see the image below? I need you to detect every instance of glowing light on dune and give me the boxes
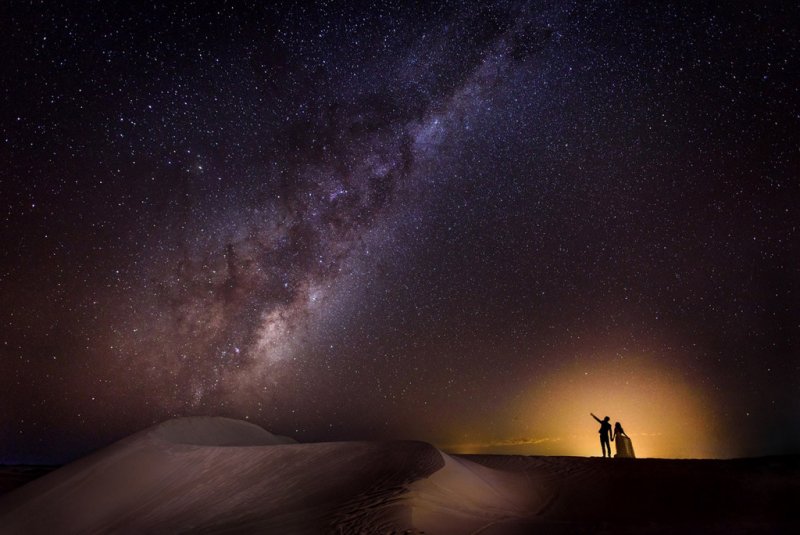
[444,353,726,459]
[526,356,721,458]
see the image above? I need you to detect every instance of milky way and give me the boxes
[2,1,798,462]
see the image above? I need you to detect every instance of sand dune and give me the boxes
[147,416,297,447]
[0,417,546,534]
[464,454,800,533]
[0,418,797,534]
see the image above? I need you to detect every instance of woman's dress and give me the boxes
[614,433,636,458]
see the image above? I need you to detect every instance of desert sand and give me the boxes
[0,417,797,534]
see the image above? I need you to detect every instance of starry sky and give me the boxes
[1,1,798,463]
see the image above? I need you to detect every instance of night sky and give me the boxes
[2,1,798,463]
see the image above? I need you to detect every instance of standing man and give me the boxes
[590,413,613,458]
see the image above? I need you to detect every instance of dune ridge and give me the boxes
[146,416,296,446]
[0,417,547,534]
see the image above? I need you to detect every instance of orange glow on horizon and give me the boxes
[441,353,729,459]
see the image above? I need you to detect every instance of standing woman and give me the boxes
[612,421,636,458]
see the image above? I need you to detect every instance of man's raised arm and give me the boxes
[590,412,602,423]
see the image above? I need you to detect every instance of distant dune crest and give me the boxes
[146,416,296,447]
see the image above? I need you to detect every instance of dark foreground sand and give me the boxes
[0,417,797,534]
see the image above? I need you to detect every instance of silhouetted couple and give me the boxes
[590,413,634,458]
